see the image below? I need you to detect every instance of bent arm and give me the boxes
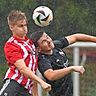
[14,59,51,92]
[32,82,38,96]
[44,66,85,81]
[65,33,96,44]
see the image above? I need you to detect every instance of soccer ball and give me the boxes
[32,6,53,27]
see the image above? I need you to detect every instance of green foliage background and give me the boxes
[0,0,96,96]
[0,0,96,64]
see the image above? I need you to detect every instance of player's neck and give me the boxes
[40,50,53,55]
[13,34,25,39]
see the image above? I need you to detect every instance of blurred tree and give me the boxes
[0,0,96,64]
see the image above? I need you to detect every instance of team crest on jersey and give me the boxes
[56,59,60,62]
[59,51,64,55]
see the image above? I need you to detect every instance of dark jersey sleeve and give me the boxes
[53,37,69,49]
[38,55,53,76]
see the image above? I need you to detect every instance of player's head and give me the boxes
[7,10,27,26]
[7,10,28,38]
[30,31,54,53]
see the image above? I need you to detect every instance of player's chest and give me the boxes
[49,49,69,69]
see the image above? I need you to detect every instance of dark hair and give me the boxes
[30,31,44,47]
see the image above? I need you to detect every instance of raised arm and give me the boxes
[44,66,85,81]
[65,33,96,44]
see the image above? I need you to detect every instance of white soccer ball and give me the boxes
[32,6,53,27]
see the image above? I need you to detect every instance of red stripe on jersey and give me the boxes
[28,80,33,94]
[7,67,16,78]
[4,36,38,94]
[20,76,28,86]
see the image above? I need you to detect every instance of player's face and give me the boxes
[38,33,55,52]
[10,19,28,39]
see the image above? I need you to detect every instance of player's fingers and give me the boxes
[45,85,51,92]
[80,67,85,74]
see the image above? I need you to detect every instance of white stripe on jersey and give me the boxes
[11,69,19,79]
[5,37,37,94]
[32,55,36,73]
[23,40,36,54]
[24,55,33,89]
[4,68,10,80]
[25,79,30,89]
[7,37,14,43]
[17,75,23,84]
[13,40,29,83]
[14,39,37,91]
[14,40,28,60]
[31,44,35,50]
[0,79,10,95]
[29,86,33,95]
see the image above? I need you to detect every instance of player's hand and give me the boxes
[72,66,85,75]
[41,82,51,92]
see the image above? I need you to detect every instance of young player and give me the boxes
[0,10,51,96]
[30,31,96,96]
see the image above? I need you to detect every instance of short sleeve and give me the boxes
[4,42,23,64]
[38,56,52,76]
[54,37,69,49]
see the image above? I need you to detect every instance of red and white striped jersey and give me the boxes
[4,36,38,94]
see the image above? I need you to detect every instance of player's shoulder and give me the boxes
[38,53,46,59]
[38,53,51,61]
[54,37,69,49]
[4,37,14,47]
[4,37,20,49]
[6,37,14,43]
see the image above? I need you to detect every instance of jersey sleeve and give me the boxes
[53,37,69,49]
[38,56,52,76]
[4,42,23,64]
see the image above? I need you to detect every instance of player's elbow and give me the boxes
[51,75,57,81]
[46,75,55,81]
[44,71,56,81]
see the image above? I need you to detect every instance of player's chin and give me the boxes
[23,32,27,36]
[24,31,28,34]
[50,42,55,48]
[50,46,54,51]
[49,45,54,50]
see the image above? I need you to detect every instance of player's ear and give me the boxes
[9,24,15,31]
[37,47,41,52]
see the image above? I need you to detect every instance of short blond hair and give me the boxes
[7,10,27,25]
